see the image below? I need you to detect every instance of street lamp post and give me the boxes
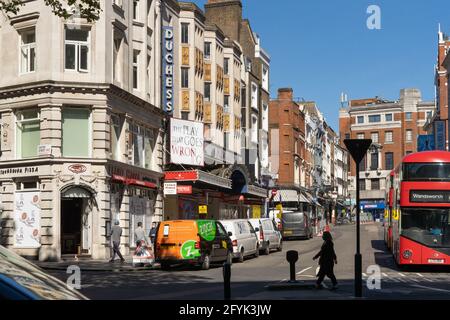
[344,139,372,298]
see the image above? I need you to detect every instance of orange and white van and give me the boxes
[155,220,233,270]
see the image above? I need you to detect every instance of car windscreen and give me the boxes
[0,246,86,300]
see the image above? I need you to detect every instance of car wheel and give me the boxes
[238,248,245,263]
[264,244,270,255]
[254,245,260,257]
[161,262,170,271]
[201,254,211,270]
[277,241,283,252]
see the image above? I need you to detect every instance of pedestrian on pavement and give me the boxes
[109,220,125,263]
[313,231,338,290]
[149,222,157,245]
[134,222,148,248]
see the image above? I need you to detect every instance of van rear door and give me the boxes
[158,221,198,260]
[282,212,304,236]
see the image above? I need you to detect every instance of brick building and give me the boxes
[425,27,450,150]
[339,89,435,219]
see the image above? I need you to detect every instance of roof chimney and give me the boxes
[278,88,293,101]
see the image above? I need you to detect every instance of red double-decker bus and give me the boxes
[384,170,395,251]
[392,151,450,266]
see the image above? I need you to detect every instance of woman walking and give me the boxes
[313,231,338,290]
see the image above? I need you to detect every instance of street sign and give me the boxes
[271,189,277,197]
[164,182,177,195]
[343,139,372,164]
[199,205,208,215]
[177,185,192,195]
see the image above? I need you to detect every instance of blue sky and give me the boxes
[192,0,450,131]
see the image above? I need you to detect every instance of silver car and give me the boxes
[248,218,283,255]
[0,245,88,300]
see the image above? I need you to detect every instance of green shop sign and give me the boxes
[197,220,216,241]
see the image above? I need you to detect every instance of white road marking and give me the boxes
[398,272,406,277]
[416,273,424,277]
[411,284,450,293]
[362,273,367,277]
[298,275,315,278]
[316,266,320,276]
[297,267,312,275]
[382,273,388,277]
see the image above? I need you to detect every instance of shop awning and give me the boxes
[273,189,299,202]
[299,192,311,203]
[245,185,267,198]
[164,170,232,190]
[111,175,157,189]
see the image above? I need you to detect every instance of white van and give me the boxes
[248,218,283,255]
[219,219,259,262]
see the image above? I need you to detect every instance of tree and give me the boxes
[0,0,101,22]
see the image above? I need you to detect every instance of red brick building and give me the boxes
[430,28,450,150]
[339,89,435,219]
[269,88,306,188]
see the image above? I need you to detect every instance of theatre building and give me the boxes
[0,1,165,261]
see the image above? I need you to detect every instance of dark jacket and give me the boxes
[313,240,337,268]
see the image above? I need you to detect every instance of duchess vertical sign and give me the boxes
[163,26,174,115]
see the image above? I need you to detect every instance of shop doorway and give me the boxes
[61,198,83,255]
[60,186,94,255]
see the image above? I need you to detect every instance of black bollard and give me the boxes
[223,262,231,300]
[286,250,299,283]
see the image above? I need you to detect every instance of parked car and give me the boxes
[219,219,259,262]
[281,211,313,240]
[155,219,233,270]
[0,245,87,300]
[248,218,283,255]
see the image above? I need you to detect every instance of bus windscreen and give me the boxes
[403,163,450,181]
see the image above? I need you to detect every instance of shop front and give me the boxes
[360,200,385,221]
[163,168,267,221]
[0,160,163,261]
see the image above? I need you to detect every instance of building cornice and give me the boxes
[0,81,165,117]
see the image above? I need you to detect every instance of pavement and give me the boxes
[36,259,158,272]
[41,222,450,300]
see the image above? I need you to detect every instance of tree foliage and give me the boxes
[0,0,101,22]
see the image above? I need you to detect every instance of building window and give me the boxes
[181,23,189,44]
[133,0,139,20]
[181,68,189,88]
[405,112,412,121]
[406,151,413,155]
[262,103,269,132]
[224,58,229,75]
[111,114,123,161]
[345,133,350,140]
[357,133,364,139]
[62,108,90,157]
[406,129,413,142]
[368,115,381,123]
[385,152,393,170]
[65,28,89,72]
[224,95,230,110]
[204,82,211,102]
[16,109,40,159]
[16,181,39,191]
[251,83,258,110]
[371,132,379,143]
[385,113,393,122]
[133,50,139,90]
[130,124,155,169]
[359,155,366,171]
[357,116,364,124]
[370,152,378,170]
[20,29,36,74]
[251,114,258,143]
[359,179,366,191]
[371,179,380,190]
[385,131,393,143]
[204,42,211,60]
[113,36,123,83]
[144,129,155,170]
[262,65,269,91]
[426,111,433,119]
